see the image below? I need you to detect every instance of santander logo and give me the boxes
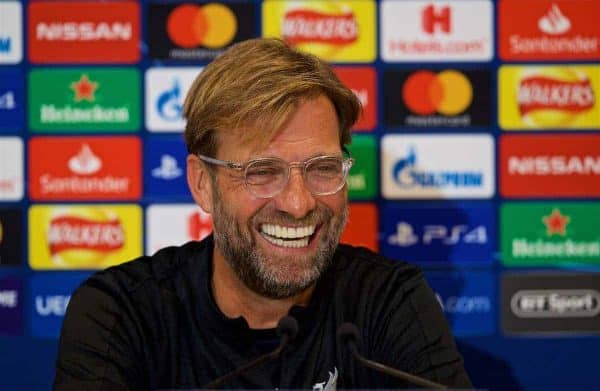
[538,4,571,35]
[68,144,102,175]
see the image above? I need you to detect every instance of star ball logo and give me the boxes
[383,69,491,127]
[148,2,256,61]
[29,68,140,132]
[262,0,376,63]
[501,203,600,267]
[499,65,600,129]
[28,0,140,64]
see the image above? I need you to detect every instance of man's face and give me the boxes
[208,95,348,299]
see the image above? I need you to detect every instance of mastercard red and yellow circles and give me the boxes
[262,0,376,62]
[28,205,142,270]
[167,3,237,49]
[499,65,600,129]
[403,70,473,116]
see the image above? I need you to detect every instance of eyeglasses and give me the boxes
[197,153,354,198]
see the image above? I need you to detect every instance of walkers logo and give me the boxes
[427,271,495,336]
[29,137,142,201]
[380,0,493,62]
[0,277,23,335]
[501,203,600,267]
[500,135,600,198]
[0,69,24,132]
[145,67,203,132]
[0,209,22,266]
[30,273,90,338]
[148,2,256,61]
[499,65,600,129]
[28,1,140,63]
[381,134,494,199]
[0,137,23,201]
[346,135,376,200]
[499,0,599,61]
[145,137,190,198]
[340,203,378,252]
[382,204,495,266]
[333,67,376,131]
[502,273,600,334]
[146,204,212,254]
[29,205,142,270]
[0,1,22,64]
[29,68,140,132]
[263,0,376,63]
[383,69,491,127]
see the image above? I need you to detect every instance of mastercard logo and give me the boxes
[167,3,237,49]
[402,70,473,116]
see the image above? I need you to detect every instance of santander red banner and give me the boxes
[28,1,140,63]
[499,0,600,60]
[28,136,141,201]
[333,67,377,131]
[500,134,600,198]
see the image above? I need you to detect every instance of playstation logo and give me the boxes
[151,155,182,180]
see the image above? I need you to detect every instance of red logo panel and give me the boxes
[500,134,600,198]
[29,136,142,200]
[28,1,140,63]
[334,67,377,131]
[340,203,378,252]
[499,0,600,60]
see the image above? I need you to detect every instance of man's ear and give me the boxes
[187,154,213,214]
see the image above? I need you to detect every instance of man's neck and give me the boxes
[211,249,315,329]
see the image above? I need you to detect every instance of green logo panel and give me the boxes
[29,68,140,132]
[501,202,600,267]
[347,135,377,200]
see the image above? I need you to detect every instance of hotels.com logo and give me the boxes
[28,1,140,63]
[500,135,600,198]
[282,8,358,45]
[499,0,599,60]
[422,5,451,35]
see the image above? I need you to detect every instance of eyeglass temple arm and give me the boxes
[197,154,242,170]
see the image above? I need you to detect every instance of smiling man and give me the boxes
[55,38,471,390]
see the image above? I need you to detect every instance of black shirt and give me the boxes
[55,236,472,390]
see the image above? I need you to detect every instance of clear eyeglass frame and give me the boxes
[197,153,355,199]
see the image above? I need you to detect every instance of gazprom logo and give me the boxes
[156,78,182,121]
[0,37,11,52]
[392,146,483,188]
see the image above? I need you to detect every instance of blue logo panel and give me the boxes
[0,277,23,335]
[0,69,24,132]
[381,203,495,266]
[30,273,91,338]
[426,271,496,337]
[144,136,191,199]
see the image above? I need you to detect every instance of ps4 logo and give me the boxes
[0,91,16,110]
[393,147,483,188]
[156,78,182,121]
[388,222,487,246]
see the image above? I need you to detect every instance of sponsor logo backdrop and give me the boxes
[1,0,599,390]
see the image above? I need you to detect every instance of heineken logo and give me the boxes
[29,68,140,132]
[70,74,98,102]
[502,203,600,266]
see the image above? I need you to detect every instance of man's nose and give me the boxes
[272,168,316,219]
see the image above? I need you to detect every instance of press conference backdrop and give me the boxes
[0,0,599,389]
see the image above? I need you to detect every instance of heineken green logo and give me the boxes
[502,203,600,267]
[347,135,376,200]
[29,68,140,132]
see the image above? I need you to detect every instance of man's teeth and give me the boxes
[260,224,315,248]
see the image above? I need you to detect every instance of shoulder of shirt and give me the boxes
[333,242,425,289]
[79,240,208,296]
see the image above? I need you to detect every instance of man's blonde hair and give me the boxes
[183,38,361,156]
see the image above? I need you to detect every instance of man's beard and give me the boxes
[210,182,348,299]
